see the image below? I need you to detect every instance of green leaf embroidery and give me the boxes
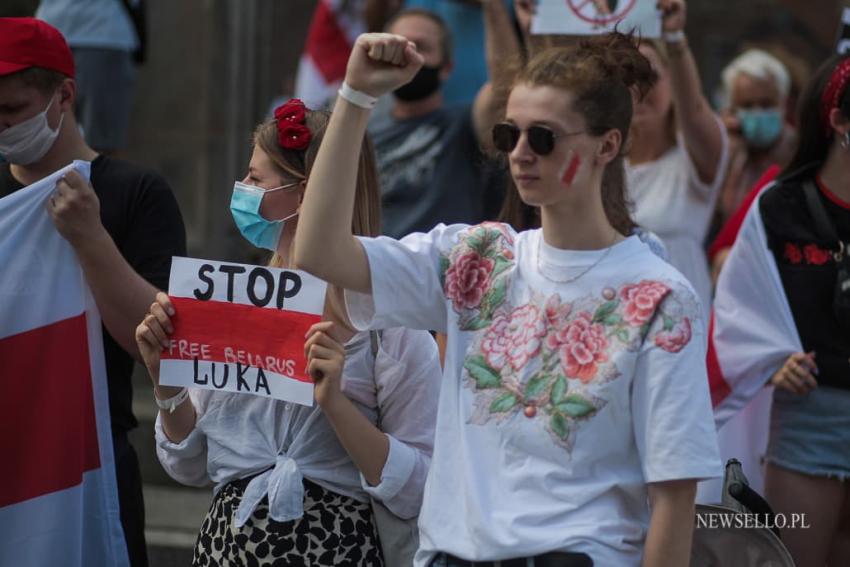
[662,314,675,332]
[551,413,569,440]
[439,255,451,280]
[592,300,619,323]
[464,355,501,389]
[466,235,484,253]
[557,394,596,418]
[603,313,623,326]
[490,392,518,413]
[491,257,513,278]
[551,375,568,405]
[524,375,549,401]
[615,328,630,343]
[485,279,507,313]
[640,322,651,338]
[461,315,491,332]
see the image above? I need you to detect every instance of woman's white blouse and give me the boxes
[154,327,441,525]
[625,122,729,313]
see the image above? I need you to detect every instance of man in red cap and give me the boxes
[0,18,186,567]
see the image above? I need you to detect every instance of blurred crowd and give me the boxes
[1,1,849,567]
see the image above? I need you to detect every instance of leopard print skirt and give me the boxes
[193,478,384,566]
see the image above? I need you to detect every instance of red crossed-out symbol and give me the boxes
[566,0,638,25]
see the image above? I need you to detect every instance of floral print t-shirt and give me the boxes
[345,223,721,566]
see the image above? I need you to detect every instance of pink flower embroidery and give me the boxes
[655,318,692,353]
[444,252,494,311]
[552,312,609,383]
[544,294,572,331]
[481,304,546,371]
[620,280,670,327]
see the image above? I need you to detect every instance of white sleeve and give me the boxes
[345,224,470,333]
[154,390,212,487]
[631,282,721,483]
[360,328,441,519]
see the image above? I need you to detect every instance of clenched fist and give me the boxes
[345,33,425,99]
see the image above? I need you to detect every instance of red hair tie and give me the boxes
[821,58,850,136]
[274,99,311,150]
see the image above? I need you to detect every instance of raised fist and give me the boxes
[344,33,425,98]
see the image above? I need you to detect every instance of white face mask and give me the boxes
[0,95,64,165]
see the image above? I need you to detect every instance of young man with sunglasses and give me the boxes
[0,19,186,567]
[367,3,518,239]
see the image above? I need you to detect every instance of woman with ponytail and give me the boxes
[294,29,720,567]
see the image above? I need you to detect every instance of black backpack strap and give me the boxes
[369,330,383,427]
[801,179,841,244]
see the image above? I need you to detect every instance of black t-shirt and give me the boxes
[368,104,505,239]
[0,155,187,432]
[760,175,850,390]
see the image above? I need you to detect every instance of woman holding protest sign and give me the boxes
[293,29,720,567]
[626,0,728,314]
[135,100,441,566]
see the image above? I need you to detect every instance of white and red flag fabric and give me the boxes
[699,184,801,501]
[159,257,326,407]
[294,0,366,109]
[0,161,129,567]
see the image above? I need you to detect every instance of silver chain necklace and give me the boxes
[536,231,619,285]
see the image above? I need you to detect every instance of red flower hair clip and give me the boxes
[274,99,311,150]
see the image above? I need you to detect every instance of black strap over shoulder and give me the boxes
[369,330,384,426]
[801,179,841,244]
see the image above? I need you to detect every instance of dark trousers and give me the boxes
[114,431,149,567]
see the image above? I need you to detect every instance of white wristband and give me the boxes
[155,387,189,414]
[663,30,686,44]
[339,82,378,109]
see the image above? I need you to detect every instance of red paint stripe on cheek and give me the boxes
[561,155,581,186]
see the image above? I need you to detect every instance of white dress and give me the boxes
[155,327,441,525]
[625,125,729,314]
[346,222,721,566]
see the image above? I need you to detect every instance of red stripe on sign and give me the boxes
[0,313,100,508]
[706,313,731,408]
[305,0,352,83]
[161,297,321,384]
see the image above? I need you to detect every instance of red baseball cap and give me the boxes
[0,18,75,79]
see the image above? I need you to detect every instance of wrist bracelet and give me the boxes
[338,82,378,109]
[155,387,189,414]
[663,30,686,44]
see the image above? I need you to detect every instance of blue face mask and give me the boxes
[737,108,783,149]
[230,181,300,251]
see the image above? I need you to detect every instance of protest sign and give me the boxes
[159,257,327,406]
[532,0,661,38]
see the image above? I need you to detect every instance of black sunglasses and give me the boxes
[492,122,583,156]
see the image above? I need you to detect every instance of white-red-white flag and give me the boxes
[701,184,801,501]
[294,0,366,109]
[0,162,129,567]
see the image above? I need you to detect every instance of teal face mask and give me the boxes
[230,181,300,251]
[737,108,783,149]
